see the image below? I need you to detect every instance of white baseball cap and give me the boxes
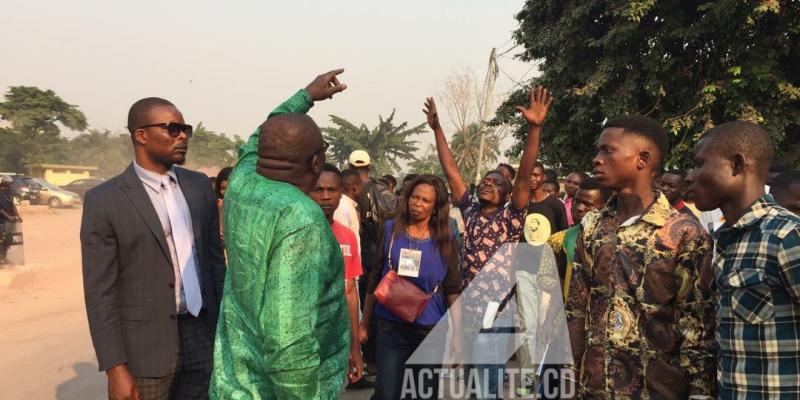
[348,150,371,167]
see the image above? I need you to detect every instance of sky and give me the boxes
[1,0,537,166]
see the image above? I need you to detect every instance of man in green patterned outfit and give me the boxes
[210,69,350,400]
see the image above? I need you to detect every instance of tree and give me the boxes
[409,144,445,177]
[0,86,88,171]
[450,123,504,181]
[65,129,133,178]
[0,86,247,175]
[495,0,800,172]
[323,111,424,176]
[437,69,509,182]
[183,122,244,170]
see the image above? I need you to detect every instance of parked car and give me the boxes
[33,178,82,208]
[0,173,41,205]
[20,177,43,203]
[62,178,105,200]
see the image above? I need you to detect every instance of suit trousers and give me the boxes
[135,310,213,400]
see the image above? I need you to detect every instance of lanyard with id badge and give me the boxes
[398,246,423,278]
[374,231,439,323]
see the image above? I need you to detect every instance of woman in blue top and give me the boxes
[361,174,461,400]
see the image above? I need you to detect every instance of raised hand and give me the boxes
[516,85,554,127]
[304,69,348,101]
[423,97,442,131]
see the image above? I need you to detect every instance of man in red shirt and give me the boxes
[660,169,700,219]
[309,162,365,385]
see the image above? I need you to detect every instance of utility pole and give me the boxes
[474,48,499,185]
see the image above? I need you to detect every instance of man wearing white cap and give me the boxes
[347,149,396,377]
[346,150,396,255]
[348,149,371,169]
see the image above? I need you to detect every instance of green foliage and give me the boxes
[450,123,504,183]
[0,86,88,171]
[0,86,244,176]
[184,122,244,170]
[322,111,424,176]
[64,129,133,178]
[409,144,445,178]
[0,86,88,134]
[495,0,800,172]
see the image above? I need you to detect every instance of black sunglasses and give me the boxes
[139,122,193,138]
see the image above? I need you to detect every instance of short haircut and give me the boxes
[662,169,686,179]
[258,114,322,164]
[579,177,601,191]
[341,168,360,182]
[770,164,791,174]
[544,169,559,184]
[402,173,420,184]
[497,163,517,180]
[322,163,342,178]
[579,177,613,202]
[701,121,774,178]
[771,171,800,194]
[381,175,397,187]
[568,171,588,181]
[533,161,544,170]
[544,181,560,193]
[215,166,234,198]
[127,97,176,134]
[603,115,668,165]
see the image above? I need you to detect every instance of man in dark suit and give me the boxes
[81,97,226,400]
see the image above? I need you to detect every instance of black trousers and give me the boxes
[373,318,441,400]
[358,270,378,365]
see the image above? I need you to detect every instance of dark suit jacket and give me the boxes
[81,163,226,377]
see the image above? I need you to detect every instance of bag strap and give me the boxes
[386,232,396,270]
[386,230,444,297]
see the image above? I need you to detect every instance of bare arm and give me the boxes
[359,294,377,345]
[345,278,363,382]
[511,85,554,210]
[424,98,467,200]
[0,209,17,220]
[446,294,462,368]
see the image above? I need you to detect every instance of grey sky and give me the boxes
[1,0,537,165]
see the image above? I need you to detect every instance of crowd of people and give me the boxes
[78,68,800,400]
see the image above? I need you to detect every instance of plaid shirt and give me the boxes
[714,194,800,399]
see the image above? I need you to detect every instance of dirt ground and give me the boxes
[0,207,379,400]
[0,207,105,400]
[3,207,533,400]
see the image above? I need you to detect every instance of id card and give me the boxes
[397,248,422,277]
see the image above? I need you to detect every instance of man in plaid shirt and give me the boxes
[687,120,800,398]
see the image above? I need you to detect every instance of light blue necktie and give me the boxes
[162,175,202,316]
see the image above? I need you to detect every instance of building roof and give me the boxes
[27,163,98,171]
